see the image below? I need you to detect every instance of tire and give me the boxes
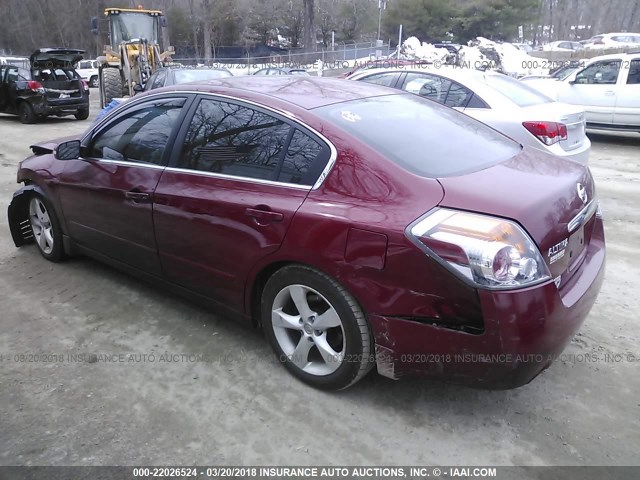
[74,109,89,120]
[101,68,123,106]
[261,265,374,390]
[89,75,99,88]
[18,102,36,124]
[28,195,64,262]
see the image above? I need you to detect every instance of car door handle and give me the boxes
[604,90,616,96]
[125,190,151,203]
[245,207,284,224]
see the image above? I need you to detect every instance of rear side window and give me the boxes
[315,94,520,178]
[483,73,553,107]
[179,99,292,181]
[627,60,640,84]
[402,73,451,103]
[279,129,324,184]
[179,99,329,185]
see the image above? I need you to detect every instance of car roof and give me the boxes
[585,51,640,61]
[349,66,493,83]
[152,76,400,110]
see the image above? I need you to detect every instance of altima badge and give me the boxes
[577,183,588,205]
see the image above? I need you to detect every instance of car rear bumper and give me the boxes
[370,219,605,389]
[547,136,591,165]
[31,97,89,115]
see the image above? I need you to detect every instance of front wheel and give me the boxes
[261,265,374,390]
[89,75,99,88]
[28,195,64,262]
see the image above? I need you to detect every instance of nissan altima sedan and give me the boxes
[348,67,592,164]
[8,77,605,390]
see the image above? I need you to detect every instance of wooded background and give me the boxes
[0,0,639,58]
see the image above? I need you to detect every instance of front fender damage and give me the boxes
[7,184,45,247]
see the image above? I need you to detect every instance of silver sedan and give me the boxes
[347,67,591,164]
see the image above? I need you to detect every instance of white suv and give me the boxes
[524,52,640,132]
[583,33,640,49]
[76,60,99,88]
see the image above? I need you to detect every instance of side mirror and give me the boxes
[133,83,144,93]
[55,140,81,160]
[160,16,168,28]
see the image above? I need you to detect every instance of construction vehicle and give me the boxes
[95,7,174,108]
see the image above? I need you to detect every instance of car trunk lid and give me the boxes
[437,148,597,286]
[30,48,84,68]
[519,102,587,152]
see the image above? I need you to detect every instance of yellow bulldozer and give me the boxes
[96,7,174,108]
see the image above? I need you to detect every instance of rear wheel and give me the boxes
[18,102,36,124]
[74,109,89,120]
[101,67,123,106]
[261,265,374,390]
[28,195,64,262]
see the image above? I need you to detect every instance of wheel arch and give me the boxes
[7,183,47,247]
[246,259,369,331]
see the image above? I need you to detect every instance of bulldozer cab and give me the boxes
[108,9,160,47]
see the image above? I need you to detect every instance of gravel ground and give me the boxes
[0,93,638,468]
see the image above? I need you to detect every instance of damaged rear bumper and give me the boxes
[371,220,606,389]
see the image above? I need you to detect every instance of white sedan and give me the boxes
[347,67,591,164]
[523,52,640,132]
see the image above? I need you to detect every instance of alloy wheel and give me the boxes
[271,284,346,376]
[29,197,54,255]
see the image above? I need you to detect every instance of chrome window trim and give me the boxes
[83,89,338,190]
[163,167,312,190]
[88,158,167,170]
[568,199,598,233]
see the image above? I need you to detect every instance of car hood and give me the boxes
[30,48,84,67]
[438,147,596,281]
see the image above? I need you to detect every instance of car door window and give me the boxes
[90,98,186,165]
[360,72,397,87]
[179,98,292,181]
[627,60,640,85]
[144,72,158,91]
[575,61,621,85]
[402,73,451,103]
[151,70,166,89]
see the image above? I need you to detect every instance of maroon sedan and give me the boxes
[7,77,605,390]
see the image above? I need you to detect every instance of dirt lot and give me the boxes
[0,93,638,467]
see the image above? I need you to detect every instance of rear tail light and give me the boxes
[27,80,45,93]
[523,121,568,146]
[407,209,551,289]
[82,80,89,91]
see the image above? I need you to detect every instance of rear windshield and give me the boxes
[314,94,520,178]
[484,74,553,107]
[174,69,232,83]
